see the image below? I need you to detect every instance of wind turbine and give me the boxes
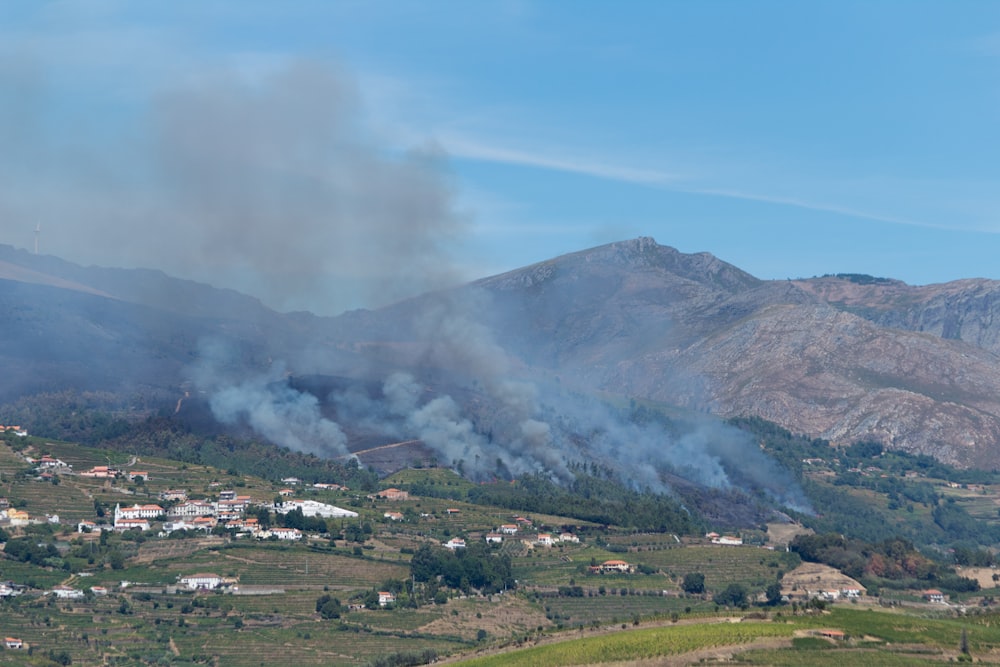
[33,224,40,255]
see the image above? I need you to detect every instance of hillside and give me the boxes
[4,238,1000,472]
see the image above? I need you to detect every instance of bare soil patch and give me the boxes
[781,562,866,599]
[766,521,812,547]
[956,566,1000,590]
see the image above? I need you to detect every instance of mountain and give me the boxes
[4,238,1000,470]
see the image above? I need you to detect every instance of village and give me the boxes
[0,434,996,663]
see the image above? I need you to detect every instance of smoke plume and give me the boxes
[0,59,465,314]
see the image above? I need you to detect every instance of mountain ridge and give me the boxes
[4,238,1000,469]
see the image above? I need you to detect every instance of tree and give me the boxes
[714,583,748,608]
[765,582,783,606]
[315,594,342,619]
[682,572,705,594]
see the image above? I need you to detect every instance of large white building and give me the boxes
[179,573,223,590]
[275,499,358,518]
[115,504,164,521]
[166,501,216,518]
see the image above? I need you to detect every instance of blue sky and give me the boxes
[2,1,999,313]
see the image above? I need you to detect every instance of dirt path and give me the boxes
[343,440,421,458]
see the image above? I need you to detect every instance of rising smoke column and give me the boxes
[189,338,351,459]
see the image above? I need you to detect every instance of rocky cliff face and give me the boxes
[466,239,1000,469]
[795,276,1000,354]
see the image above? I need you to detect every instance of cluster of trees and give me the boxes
[466,471,698,534]
[410,543,514,595]
[3,538,61,567]
[315,593,344,619]
[277,507,328,533]
[790,532,979,594]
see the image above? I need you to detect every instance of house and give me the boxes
[377,488,410,501]
[445,508,461,515]
[0,583,22,597]
[600,560,632,573]
[841,588,863,599]
[219,490,237,501]
[90,586,108,596]
[0,497,9,509]
[378,591,396,607]
[114,518,151,532]
[80,465,117,478]
[499,524,518,534]
[818,629,845,640]
[179,573,223,590]
[281,477,302,486]
[514,516,532,525]
[6,509,29,526]
[4,637,22,649]
[167,500,216,518]
[159,489,188,502]
[161,520,199,534]
[50,585,84,599]
[223,518,244,531]
[115,503,164,520]
[77,520,100,533]
[37,455,68,469]
[536,533,554,547]
[711,535,743,546]
[313,483,345,491]
[485,533,503,544]
[559,533,580,543]
[191,516,217,530]
[270,527,302,541]
[278,488,295,497]
[923,589,947,604]
[444,538,466,550]
[384,511,404,521]
[127,471,149,482]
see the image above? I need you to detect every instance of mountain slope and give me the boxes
[5,238,1000,470]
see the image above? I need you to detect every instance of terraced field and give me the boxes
[540,593,715,626]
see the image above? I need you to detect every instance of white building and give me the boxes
[276,499,358,518]
[114,518,151,532]
[444,538,466,550]
[115,503,164,521]
[269,527,303,541]
[179,573,223,590]
[50,585,84,599]
[167,501,216,518]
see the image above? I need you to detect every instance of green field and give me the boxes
[453,607,1000,666]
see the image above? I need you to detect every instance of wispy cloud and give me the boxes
[438,134,983,233]
[441,134,685,186]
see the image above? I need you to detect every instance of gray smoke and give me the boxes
[0,58,464,314]
[189,338,350,459]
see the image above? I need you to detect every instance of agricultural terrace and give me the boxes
[452,606,1000,666]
